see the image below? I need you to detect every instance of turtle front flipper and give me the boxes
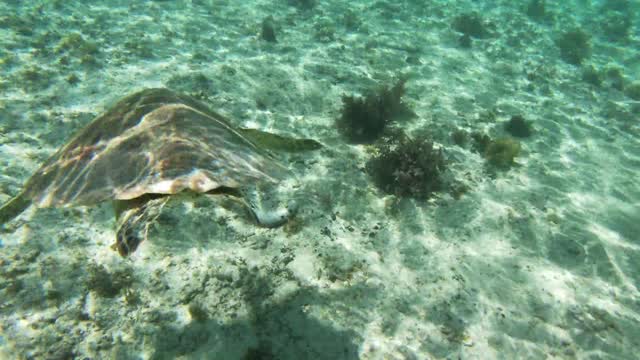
[240,184,298,228]
[0,192,32,226]
[249,200,298,228]
[112,195,167,257]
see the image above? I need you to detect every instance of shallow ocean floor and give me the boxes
[1,1,640,359]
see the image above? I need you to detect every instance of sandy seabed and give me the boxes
[1,1,639,359]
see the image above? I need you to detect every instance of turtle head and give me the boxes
[249,199,298,228]
[112,225,143,257]
[112,196,166,257]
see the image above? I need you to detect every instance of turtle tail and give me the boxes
[0,192,31,226]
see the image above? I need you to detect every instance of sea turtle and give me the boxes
[0,88,321,256]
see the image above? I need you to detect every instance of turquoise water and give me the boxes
[0,0,639,359]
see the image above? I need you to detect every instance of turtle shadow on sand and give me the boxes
[145,271,370,360]
[130,194,273,255]
[0,88,321,257]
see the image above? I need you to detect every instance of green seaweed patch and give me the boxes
[624,81,640,101]
[66,73,80,85]
[124,39,154,59]
[320,245,366,282]
[86,264,134,298]
[366,134,446,199]
[337,78,415,144]
[484,137,521,170]
[284,215,305,236]
[451,128,469,147]
[452,12,491,39]
[80,54,100,67]
[582,65,603,87]
[471,132,491,153]
[342,9,363,31]
[55,33,99,57]
[604,65,625,91]
[0,54,17,69]
[314,19,336,42]
[478,108,498,123]
[556,29,591,65]
[18,66,55,90]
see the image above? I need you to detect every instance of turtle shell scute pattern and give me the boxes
[21,88,290,207]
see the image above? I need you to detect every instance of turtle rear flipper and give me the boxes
[238,128,322,153]
[0,192,31,226]
[112,195,167,257]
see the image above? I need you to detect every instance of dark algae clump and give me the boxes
[86,264,134,298]
[337,78,414,144]
[556,29,591,65]
[366,134,446,199]
[18,65,55,91]
[261,16,277,43]
[526,0,546,21]
[471,132,492,154]
[604,65,625,91]
[504,115,533,138]
[582,65,603,87]
[452,12,490,39]
[55,33,99,57]
[451,129,469,147]
[288,0,315,10]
